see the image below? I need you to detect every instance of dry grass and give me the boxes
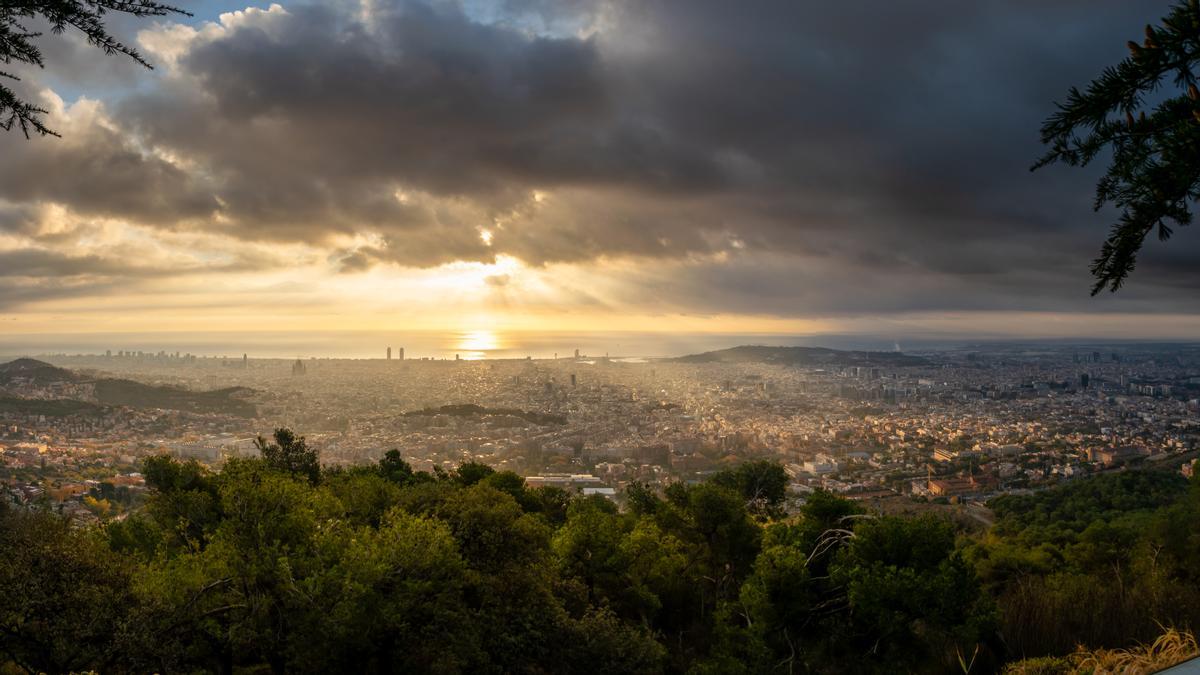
[1004,628,1199,675]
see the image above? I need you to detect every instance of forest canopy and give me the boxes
[1,430,1198,673]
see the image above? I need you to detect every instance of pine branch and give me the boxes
[1034,0,1200,293]
[0,0,190,137]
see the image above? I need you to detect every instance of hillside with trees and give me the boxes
[1,429,1197,673]
[0,359,257,418]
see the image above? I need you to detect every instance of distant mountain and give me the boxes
[670,345,930,367]
[0,358,80,384]
[0,358,257,417]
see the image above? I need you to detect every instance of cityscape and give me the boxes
[4,340,1198,526]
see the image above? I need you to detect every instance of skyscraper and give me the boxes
[399,347,405,361]
[387,347,392,360]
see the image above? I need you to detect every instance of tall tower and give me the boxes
[387,347,392,361]
[399,347,405,361]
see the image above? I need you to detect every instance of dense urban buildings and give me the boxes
[5,342,1198,521]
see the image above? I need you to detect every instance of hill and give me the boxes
[670,345,930,367]
[0,358,80,385]
[93,380,257,418]
[402,403,566,426]
[0,359,258,418]
[0,396,107,417]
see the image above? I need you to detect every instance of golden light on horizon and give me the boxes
[455,329,502,358]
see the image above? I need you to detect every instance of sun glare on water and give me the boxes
[455,330,502,359]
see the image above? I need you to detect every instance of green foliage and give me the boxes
[974,468,1200,658]
[6,427,1197,673]
[377,448,414,483]
[294,509,480,672]
[1034,1,1200,293]
[255,427,321,484]
[554,496,628,607]
[836,517,996,672]
[140,454,220,552]
[710,459,789,519]
[0,506,146,673]
[527,484,572,526]
[323,467,402,527]
[700,503,994,674]
[561,607,667,674]
[1001,655,1072,674]
[452,460,496,486]
[989,471,1187,542]
[624,480,661,516]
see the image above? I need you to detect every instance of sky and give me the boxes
[2,0,1199,349]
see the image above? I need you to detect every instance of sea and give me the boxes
[1,330,1180,361]
[0,330,929,361]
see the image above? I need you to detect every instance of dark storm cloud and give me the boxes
[0,279,123,310]
[0,102,218,223]
[0,249,166,278]
[0,249,174,310]
[0,247,256,280]
[2,0,1197,315]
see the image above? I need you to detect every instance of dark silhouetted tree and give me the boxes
[254,427,321,484]
[453,460,495,486]
[1,1,188,137]
[0,505,145,672]
[711,460,789,519]
[377,448,417,485]
[1035,1,1200,293]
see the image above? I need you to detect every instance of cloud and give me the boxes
[0,0,1196,322]
[0,92,218,224]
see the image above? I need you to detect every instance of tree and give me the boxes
[0,506,146,673]
[1034,1,1200,293]
[324,466,402,527]
[711,460,789,519]
[1,0,188,137]
[292,509,482,673]
[255,427,321,484]
[377,449,416,485]
[624,481,661,516]
[553,497,628,607]
[147,461,344,674]
[836,517,996,673]
[140,454,220,552]
[453,460,495,486]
